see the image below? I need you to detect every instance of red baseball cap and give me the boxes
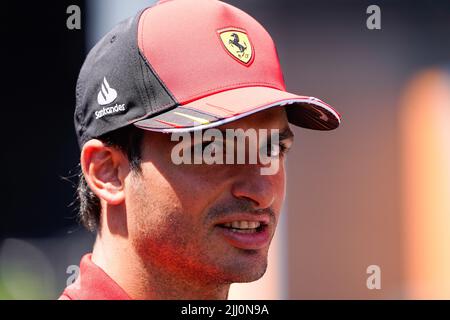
[74,0,341,146]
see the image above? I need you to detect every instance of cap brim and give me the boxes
[134,86,341,132]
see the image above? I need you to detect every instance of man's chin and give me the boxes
[230,268,267,283]
[220,256,268,284]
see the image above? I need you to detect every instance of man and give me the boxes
[60,0,341,300]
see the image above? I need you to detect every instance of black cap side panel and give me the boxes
[74,9,177,147]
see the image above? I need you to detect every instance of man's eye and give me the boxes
[269,143,280,157]
[279,142,290,156]
[262,142,289,158]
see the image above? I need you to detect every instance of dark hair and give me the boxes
[77,125,144,232]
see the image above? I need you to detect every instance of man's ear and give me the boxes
[80,139,128,205]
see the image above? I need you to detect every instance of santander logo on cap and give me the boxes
[94,77,126,120]
[97,77,118,106]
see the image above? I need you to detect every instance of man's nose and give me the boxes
[230,168,276,210]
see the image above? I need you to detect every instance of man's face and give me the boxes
[125,107,293,287]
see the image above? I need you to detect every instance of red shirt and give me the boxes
[59,254,131,300]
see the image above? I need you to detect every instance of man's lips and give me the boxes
[214,213,272,250]
[213,213,271,226]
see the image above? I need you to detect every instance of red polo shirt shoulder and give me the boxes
[59,253,131,300]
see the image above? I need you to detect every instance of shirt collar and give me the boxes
[60,253,131,300]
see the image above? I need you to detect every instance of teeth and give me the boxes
[248,221,259,229]
[224,221,261,229]
[232,221,246,229]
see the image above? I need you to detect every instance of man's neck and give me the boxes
[91,236,230,300]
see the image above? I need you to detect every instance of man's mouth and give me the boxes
[217,221,266,234]
[215,218,271,250]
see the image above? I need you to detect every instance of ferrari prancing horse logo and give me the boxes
[218,29,253,65]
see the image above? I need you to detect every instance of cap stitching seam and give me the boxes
[140,55,157,109]
[134,47,151,113]
[139,10,178,111]
[138,52,178,112]
[136,10,153,112]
